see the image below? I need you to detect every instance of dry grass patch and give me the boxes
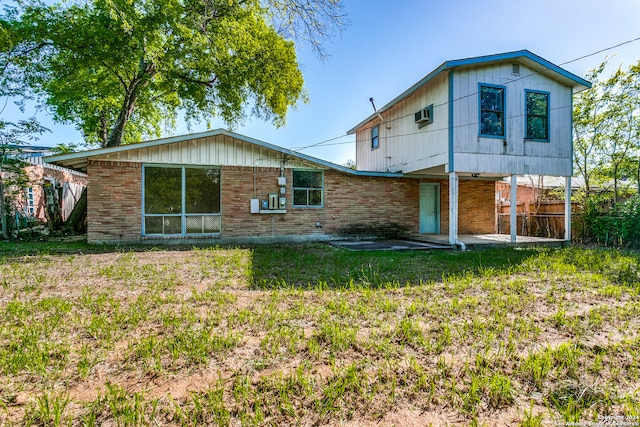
[0,243,639,426]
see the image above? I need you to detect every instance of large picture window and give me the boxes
[143,165,221,236]
[479,84,505,137]
[293,170,323,207]
[525,90,549,141]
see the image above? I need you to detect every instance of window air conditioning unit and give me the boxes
[414,105,433,125]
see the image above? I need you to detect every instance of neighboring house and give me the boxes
[348,50,590,244]
[46,50,591,245]
[2,145,87,226]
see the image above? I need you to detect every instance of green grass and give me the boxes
[0,241,639,425]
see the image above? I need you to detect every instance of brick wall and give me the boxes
[222,167,422,238]
[458,180,496,234]
[87,160,141,243]
[85,161,496,243]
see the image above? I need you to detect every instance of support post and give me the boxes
[565,176,572,242]
[449,172,458,245]
[510,174,517,243]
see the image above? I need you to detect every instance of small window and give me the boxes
[525,90,549,141]
[479,84,505,137]
[25,187,35,216]
[293,170,323,207]
[511,64,520,75]
[371,126,379,149]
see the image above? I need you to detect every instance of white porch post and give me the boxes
[565,176,572,242]
[449,172,458,245]
[510,174,517,243]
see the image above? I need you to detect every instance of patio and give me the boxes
[417,234,568,250]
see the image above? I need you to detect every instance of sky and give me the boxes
[4,0,640,165]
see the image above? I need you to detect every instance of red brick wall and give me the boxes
[458,180,496,234]
[87,160,141,243]
[222,167,422,238]
[85,161,497,243]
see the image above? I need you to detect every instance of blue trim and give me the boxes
[292,168,324,208]
[419,182,441,234]
[45,128,401,178]
[371,125,379,150]
[347,49,592,135]
[478,83,506,139]
[570,88,574,176]
[448,70,455,172]
[524,89,550,142]
[445,50,591,88]
[141,164,222,237]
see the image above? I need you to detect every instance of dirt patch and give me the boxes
[1,245,639,425]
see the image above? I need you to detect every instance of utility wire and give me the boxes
[294,37,640,155]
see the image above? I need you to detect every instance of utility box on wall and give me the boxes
[250,199,260,214]
[268,193,278,210]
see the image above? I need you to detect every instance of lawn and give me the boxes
[0,241,639,426]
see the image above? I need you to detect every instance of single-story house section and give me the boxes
[46,129,495,244]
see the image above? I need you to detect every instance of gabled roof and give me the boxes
[45,128,402,177]
[347,50,592,134]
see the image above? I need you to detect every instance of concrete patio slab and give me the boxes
[327,239,452,251]
[416,234,568,249]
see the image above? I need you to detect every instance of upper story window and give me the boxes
[293,169,323,207]
[525,90,549,141]
[479,84,505,137]
[371,126,379,149]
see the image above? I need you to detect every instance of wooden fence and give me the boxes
[496,200,579,239]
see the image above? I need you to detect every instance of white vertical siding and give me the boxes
[452,63,573,176]
[354,61,575,177]
[356,72,450,173]
[97,134,316,168]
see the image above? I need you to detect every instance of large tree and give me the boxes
[573,59,640,204]
[1,0,344,147]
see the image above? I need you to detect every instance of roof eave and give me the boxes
[45,128,398,177]
[347,49,592,133]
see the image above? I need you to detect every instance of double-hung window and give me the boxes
[292,169,323,207]
[143,165,221,236]
[479,84,505,137]
[371,125,379,149]
[525,90,549,141]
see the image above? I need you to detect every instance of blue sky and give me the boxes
[5,0,640,165]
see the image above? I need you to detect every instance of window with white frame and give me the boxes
[143,165,221,236]
[525,90,549,141]
[25,187,34,216]
[292,169,323,207]
[479,84,505,137]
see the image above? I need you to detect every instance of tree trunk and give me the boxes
[64,187,87,234]
[43,183,63,230]
[105,61,157,147]
[0,178,8,240]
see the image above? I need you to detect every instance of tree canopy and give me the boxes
[573,59,640,203]
[1,0,344,147]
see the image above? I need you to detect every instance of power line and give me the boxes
[294,36,640,157]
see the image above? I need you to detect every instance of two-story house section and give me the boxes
[348,50,591,246]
